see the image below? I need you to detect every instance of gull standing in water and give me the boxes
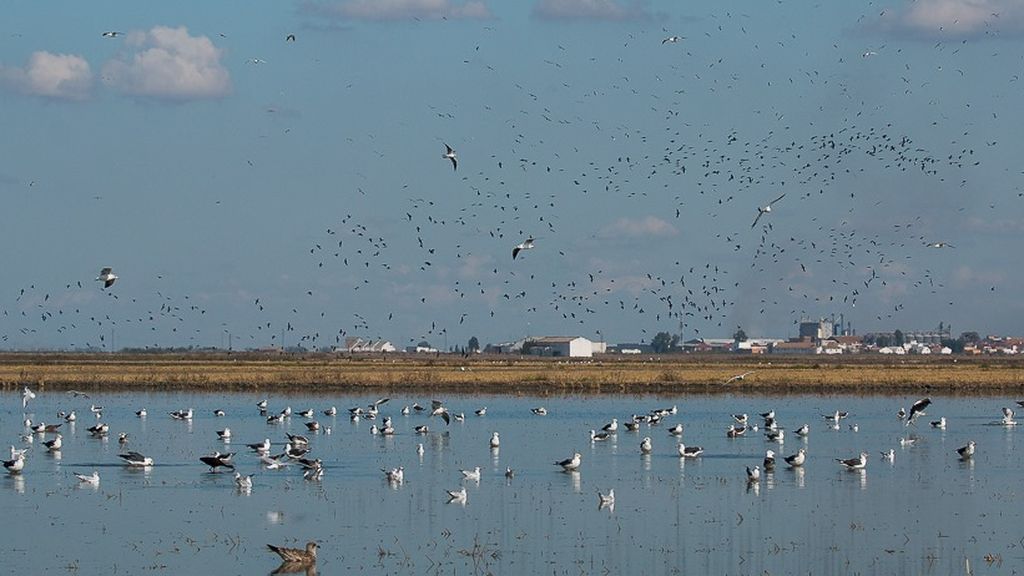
[784,448,806,467]
[836,452,868,470]
[234,472,254,490]
[678,443,703,458]
[1001,407,1017,426]
[957,440,976,460]
[460,466,482,482]
[489,432,500,449]
[446,486,467,503]
[640,436,653,455]
[751,193,785,228]
[74,471,100,485]
[763,450,776,471]
[119,451,153,467]
[746,465,761,482]
[555,452,582,471]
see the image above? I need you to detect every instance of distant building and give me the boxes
[681,338,733,353]
[336,337,396,353]
[772,338,819,355]
[799,319,834,341]
[525,336,594,358]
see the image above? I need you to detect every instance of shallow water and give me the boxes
[4,391,1021,575]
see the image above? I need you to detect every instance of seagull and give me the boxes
[9,446,28,459]
[765,429,784,443]
[930,417,946,430]
[836,452,868,470]
[763,449,776,471]
[727,424,746,438]
[383,466,404,483]
[751,193,786,228]
[1001,407,1017,426]
[285,34,296,42]
[667,423,684,436]
[899,436,917,447]
[925,241,955,248]
[442,143,457,170]
[862,50,878,57]
[74,470,100,485]
[297,409,314,419]
[44,434,62,451]
[512,237,535,260]
[531,406,548,416]
[662,35,684,44]
[21,386,35,409]
[213,409,226,417]
[135,408,147,418]
[489,432,500,448]
[746,465,761,482]
[731,413,748,425]
[880,449,895,462]
[234,472,254,490]
[678,443,703,458]
[906,397,931,426]
[119,451,153,467]
[303,461,324,481]
[555,452,582,471]
[597,488,615,509]
[267,542,318,566]
[725,371,754,384]
[170,408,193,421]
[217,428,232,440]
[602,418,618,433]
[199,452,235,472]
[3,454,25,473]
[87,422,109,436]
[460,466,482,481]
[96,267,118,288]
[640,436,653,455]
[101,31,123,38]
[590,429,611,442]
[784,448,806,467]
[247,438,271,453]
[118,432,129,445]
[504,466,514,479]
[475,407,487,416]
[323,406,337,416]
[260,454,289,470]
[430,400,451,425]
[957,441,976,460]
[446,486,467,503]
[794,424,810,437]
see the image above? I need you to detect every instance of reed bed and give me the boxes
[1,352,1023,395]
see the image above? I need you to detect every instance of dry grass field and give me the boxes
[0,352,1023,395]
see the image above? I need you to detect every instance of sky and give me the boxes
[2,0,1024,351]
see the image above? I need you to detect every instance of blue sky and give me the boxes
[2,0,1023,351]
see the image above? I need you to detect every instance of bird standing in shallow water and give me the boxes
[267,541,318,565]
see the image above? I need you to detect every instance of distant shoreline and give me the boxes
[1,352,1022,395]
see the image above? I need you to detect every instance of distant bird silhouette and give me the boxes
[442,143,457,170]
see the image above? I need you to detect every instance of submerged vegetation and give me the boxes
[0,352,1022,394]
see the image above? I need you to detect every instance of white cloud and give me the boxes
[0,51,92,100]
[102,26,230,100]
[877,0,1024,38]
[305,0,492,21]
[601,216,678,238]
[532,0,652,21]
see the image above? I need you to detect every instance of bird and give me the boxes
[135,408,147,418]
[101,31,123,37]
[640,436,653,454]
[213,409,226,417]
[234,472,254,490]
[836,452,868,470]
[3,455,25,473]
[118,432,129,445]
[930,417,946,430]
[383,466,404,483]
[784,448,806,467]
[199,452,235,472]
[880,449,895,462]
[725,371,754,384]
[746,465,761,482]
[217,428,232,440]
[727,424,746,438]
[1001,407,1017,426]
[896,407,907,420]
[119,451,153,467]
[446,486,467,502]
[906,397,932,425]
[763,449,776,471]
[442,143,457,170]
[678,443,703,458]
[662,35,684,44]
[74,470,100,484]
[794,424,810,437]
[597,488,615,508]
[555,452,582,471]
[957,440,976,460]
[21,386,35,409]
[531,406,548,416]
[751,193,785,228]
[512,237,535,260]
[731,413,748,425]
[96,267,118,288]
[489,432,500,448]
[267,542,318,566]
[324,406,337,416]
[667,423,684,436]
[247,438,271,453]
[475,407,487,416]
[285,34,296,42]
[602,418,618,433]
[43,434,62,451]
[460,466,482,481]
[925,241,955,248]
[765,429,784,443]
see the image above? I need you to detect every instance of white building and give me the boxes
[336,337,396,353]
[526,336,594,358]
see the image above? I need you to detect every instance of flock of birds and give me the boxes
[3,12,1009,353]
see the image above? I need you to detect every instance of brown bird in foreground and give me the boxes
[267,541,318,565]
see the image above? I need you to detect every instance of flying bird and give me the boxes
[442,143,457,170]
[751,193,786,228]
[512,237,535,260]
[906,397,931,426]
[285,34,296,42]
[101,31,123,38]
[96,267,118,288]
[725,371,754,384]
[662,35,684,44]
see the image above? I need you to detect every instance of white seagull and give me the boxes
[930,417,946,430]
[446,486,467,503]
[383,466,404,483]
[746,465,761,482]
[1001,407,1017,426]
[590,429,611,442]
[460,466,482,482]
[555,452,582,471]
[956,440,976,460]
[725,371,754,384]
[784,448,806,467]
[74,471,100,485]
[795,423,810,437]
[96,267,118,288]
[21,386,36,409]
[597,488,615,509]
[662,35,684,44]
[512,237,535,260]
[3,454,25,473]
[489,432,500,449]
[442,143,457,170]
[640,436,653,455]
[751,193,786,228]
[44,434,63,451]
[234,472,254,490]
[602,418,618,433]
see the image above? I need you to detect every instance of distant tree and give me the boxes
[417,340,431,349]
[894,329,905,346]
[941,338,965,354]
[670,334,680,349]
[733,327,748,342]
[468,336,480,352]
[651,332,674,353]
[875,334,892,348]
[960,331,980,343]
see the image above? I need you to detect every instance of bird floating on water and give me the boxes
[678,444,703,458]
[836,452,868,470]
[957,440,976,460]
[119,451,153,467]
[267,541,317,566]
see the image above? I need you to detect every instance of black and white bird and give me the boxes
[446,486,467,503]
[1001,407,1017,426]
[43,434,62,451]
[101,31,123,38]
[590,429,611,442]
[597,488,615,509]
[930,417,946,430]
[3,454,25,473]
[119,451,153,467]
[555,452,582,471]
[794,423,810,437]
[906,397,932,426]
[531,406,548,416]
[460,466,482,481]
[442,143,457,170]
[763,449,776,471]
[21,386,35,409]
[784,448,806,467]
[956,440,976,460]
[836,452,868,470]
[751,193,786,228]
[667,423,684,436]
[746,465,761,482]
[383,466,404,483]
[512,237,535,260]
[662,35,684,44]
[678,443,703,458]
[725,371,754,384]
[199,452,235,472]
[640,436,653,455]
[234,472,254,490]
[602,418,618,433]
[96,267,118,288]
